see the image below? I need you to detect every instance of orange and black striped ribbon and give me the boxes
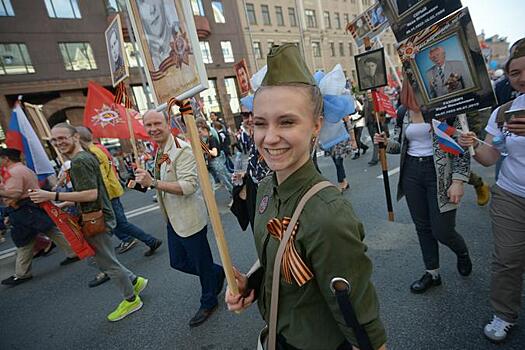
[267,217,313,286]
[114,82,134,109]
[155,153,171,173]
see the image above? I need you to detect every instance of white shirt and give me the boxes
[406,123,434,157]
[485,94,525,198]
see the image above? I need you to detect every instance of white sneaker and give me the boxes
[484,315,514,343]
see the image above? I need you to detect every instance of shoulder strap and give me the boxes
[267,180,334,350]
[496,100,514,130]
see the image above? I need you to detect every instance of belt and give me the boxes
[406,154,433,162]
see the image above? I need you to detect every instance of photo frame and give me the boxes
[105,14,129,87]
[125,0,208,105]
[397,8,496,120]
[233,59,252,97]
[379,0,462,42]
[355,48,388,91]
[346,4,389,48]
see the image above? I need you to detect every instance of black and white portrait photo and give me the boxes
[355,48,388,91]
[104,15,128,87]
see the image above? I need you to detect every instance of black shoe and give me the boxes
[42,242,56,256]
[144,239,163,257]
[362,145,369,155]
[1,275,32,286]
[215,270,226,295]
[88,273,110,288]
[60,256,80,266]
[368,160,379,166]
[457,252,472,276]
[352,153,360,160]
[189,305,218,328]
[410,273,441,294]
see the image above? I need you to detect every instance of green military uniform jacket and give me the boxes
[253,160,386,349]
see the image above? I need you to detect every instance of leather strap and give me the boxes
[267,181,334,350]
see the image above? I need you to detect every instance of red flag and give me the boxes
[372,90,397,117]
[83,81,149,140]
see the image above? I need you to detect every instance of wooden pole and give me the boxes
[125,108,141,168]
[183,110,239,296]
[457,113,475,156]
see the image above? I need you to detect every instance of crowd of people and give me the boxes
[0,34,524,349]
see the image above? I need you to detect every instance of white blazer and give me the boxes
[155,135,207,237]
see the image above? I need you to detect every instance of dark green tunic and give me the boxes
[254,160,386,349]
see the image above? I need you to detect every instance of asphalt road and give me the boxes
[1,144,523,350]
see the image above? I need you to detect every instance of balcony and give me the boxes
[194,16,211,39]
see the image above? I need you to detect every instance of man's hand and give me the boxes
[447,180,464,204]
[507,116,525,136]
[134,168,153,188]
[28,189,53,203]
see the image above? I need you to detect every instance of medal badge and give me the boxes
[258,195,269,214]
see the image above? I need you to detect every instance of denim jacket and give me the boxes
[395,112,471,213]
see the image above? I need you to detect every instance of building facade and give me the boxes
[236,0,402,89]
[0,0,249,135]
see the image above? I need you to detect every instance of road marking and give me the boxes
[124,203,158,216]
[126,205,159,218]
[377,167,400,179]
[0,247,16,260]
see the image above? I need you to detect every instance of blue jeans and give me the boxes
[210,155,233,194]
[167,223,223,310]
[111,198,157,247]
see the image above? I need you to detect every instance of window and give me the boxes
[190,0,204,16]
[220,41,234,63]
[305,9,317,28]
[386,43,392,56]
[224,77,240,114]
[275,6,284,26]
[59,42,96,71]
[348,43,354,56]
[329,42,335,57]
[107,0,124,12]
[212,1,225,23]
[0,0,14,16]
[334,12,341,29]
[253,41,262,59]
[246,3,256,25]
[45,0,81,19]
[344,13,349,26]
[201,79,221,115]
[312,41,321,57]
[339,42,344,56]
[267,40,274,53]
[261,5,270,25]
[199,41,213,64]
[124,42,141,68]
[131,85,153,114]
[0,43,35,75]
[288,8,297,27]
[323,11,331,29]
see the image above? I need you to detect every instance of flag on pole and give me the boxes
[431,119,464,156]
[83,81,148,140]
[6,103,55,180]
[372,90,397,117]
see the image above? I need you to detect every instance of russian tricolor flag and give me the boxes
[431,119,464,156]
[6,104,55,180]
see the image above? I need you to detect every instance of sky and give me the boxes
[462,0,525,44]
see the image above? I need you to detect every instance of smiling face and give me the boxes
[143,110,170,146]
[138,0,167,38]
[109,30,120,63]
[429,47,446,66]
[51,127,80,158]
[507,56,525,93]
[253,85,322,184]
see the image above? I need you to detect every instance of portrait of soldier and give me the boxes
[105,19,127,85]
[358,54,386,90]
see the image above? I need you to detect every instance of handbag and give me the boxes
[81,209,106,237]
[264,181,334,350]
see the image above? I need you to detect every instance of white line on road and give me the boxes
[124,203,158,216]
[126,205,159,218]
[377,167,400,179]
[0,247,16,260]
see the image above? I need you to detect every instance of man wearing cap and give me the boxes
[0,148,78,286]
[134,110,225,327]
[426,46,474,98]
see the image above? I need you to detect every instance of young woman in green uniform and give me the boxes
[225,44,387,350]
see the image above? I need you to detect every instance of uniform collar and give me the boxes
[272,160,319,202]
[159,134,175,155]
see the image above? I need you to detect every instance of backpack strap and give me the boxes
[496,100,514,130]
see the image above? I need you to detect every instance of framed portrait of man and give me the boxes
[125,0,208,105]
[355,48,388,91]
[233,59,251,97]
[105,15,129,87]
[397,8,496,120]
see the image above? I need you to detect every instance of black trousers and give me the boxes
[402,155,468,270]
[331,156,346,183]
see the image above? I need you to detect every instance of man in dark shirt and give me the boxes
[29,123,148,322]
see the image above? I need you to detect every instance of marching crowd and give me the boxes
[1,38,524,349]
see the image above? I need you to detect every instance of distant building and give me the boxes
[478,32,510,68]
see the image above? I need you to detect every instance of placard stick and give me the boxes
[457,113,475,156]
[182,106,239,296]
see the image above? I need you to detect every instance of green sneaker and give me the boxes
[107,296,143,322]
[133,276,148,295]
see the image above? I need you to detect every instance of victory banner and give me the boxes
[125,0,208,104]
[397,7,496,120]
